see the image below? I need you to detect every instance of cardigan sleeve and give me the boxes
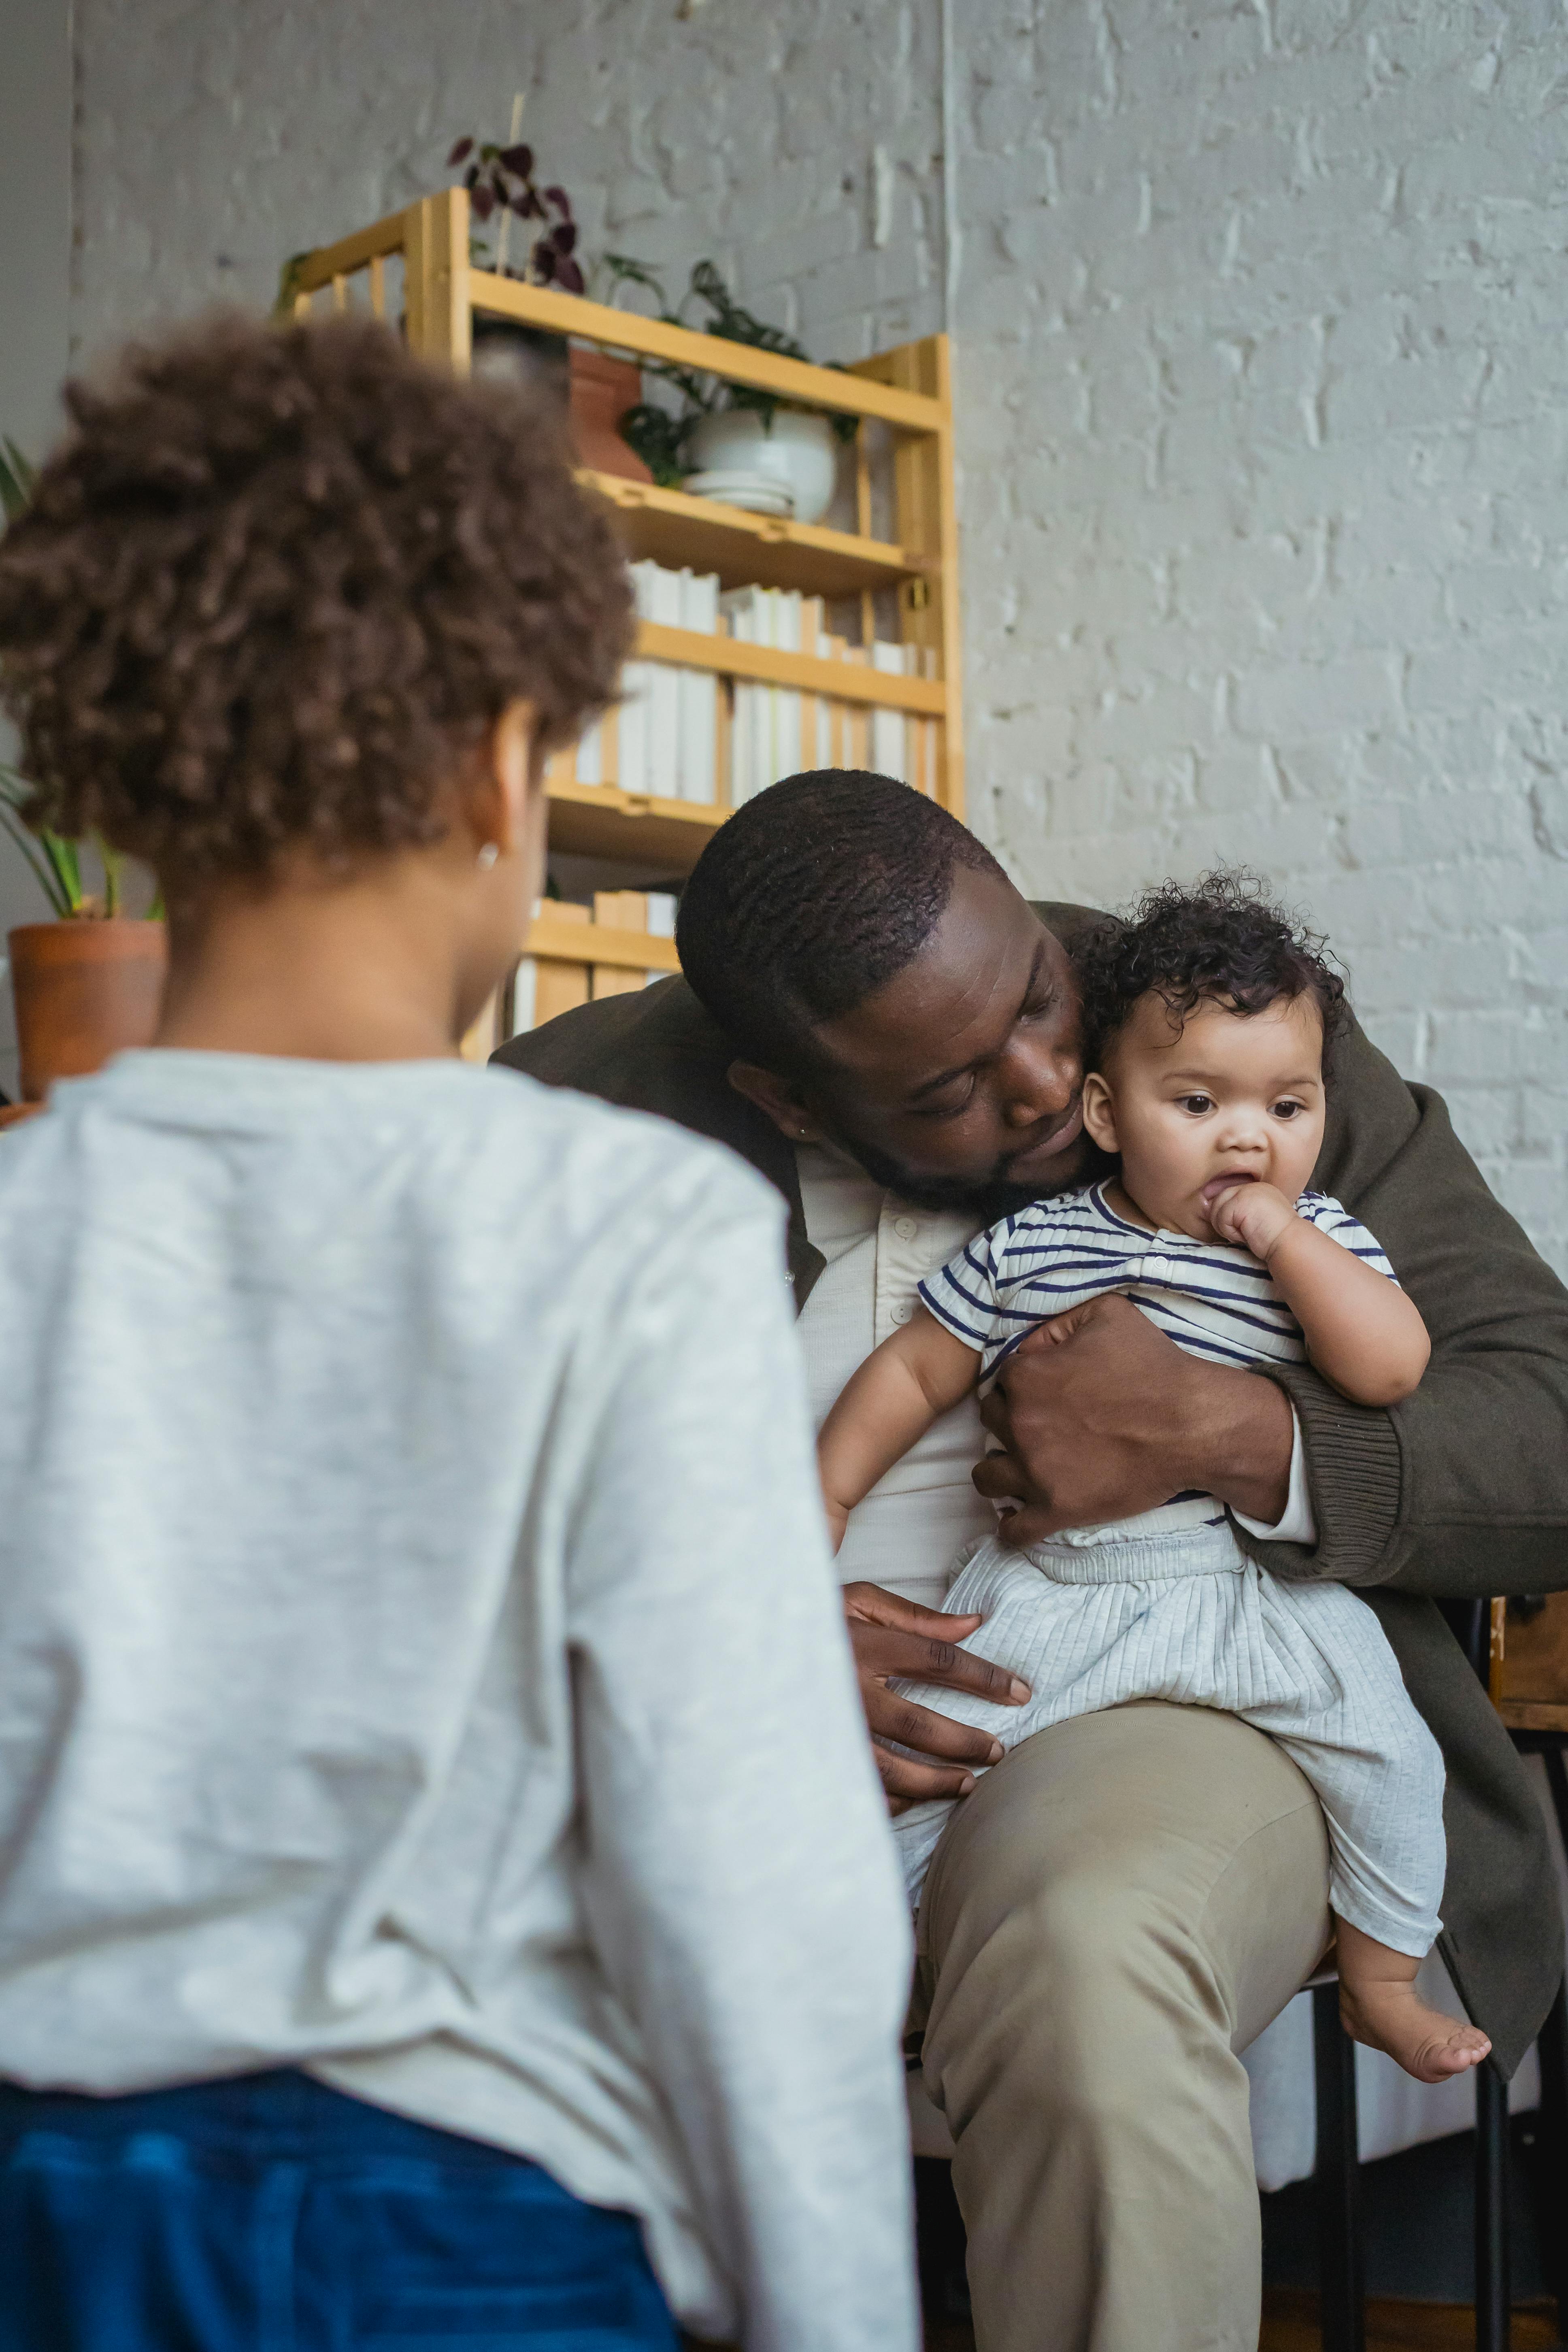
[1243,1018,1568,1597]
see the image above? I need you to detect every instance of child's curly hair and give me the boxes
[0,312,634,883]
[1075,871,1349,1072]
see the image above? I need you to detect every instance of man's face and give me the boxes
[804,865,1091,1217]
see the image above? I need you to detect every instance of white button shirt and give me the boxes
[795,1143,1316,1612]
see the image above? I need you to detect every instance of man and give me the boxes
[498,773,1568,2352]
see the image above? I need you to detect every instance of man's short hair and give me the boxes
[675,770,1005,1081]
[0,312,632,884]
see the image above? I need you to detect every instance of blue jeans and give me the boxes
[0,2068,681,2350]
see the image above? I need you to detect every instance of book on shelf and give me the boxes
[550,563,939,810]
[678,571,719,806]
[507,890,681,1037]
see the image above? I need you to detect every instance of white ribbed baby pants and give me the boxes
[891,1521,1446,1956]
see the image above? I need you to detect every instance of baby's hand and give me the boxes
[1206,1179,1298,1260]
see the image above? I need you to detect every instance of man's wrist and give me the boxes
[1195,1362,1295,1524]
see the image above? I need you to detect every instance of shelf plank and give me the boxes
[293,206,409,287]
[526,909,681,973]
[545,779,726,872]
[635,622,946,713]
[582,472,932,600]
[467,270,945,434]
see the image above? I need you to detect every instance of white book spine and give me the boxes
[574,718,602,787]
[870,640,906,782]
[719,588,760,805]
[775,590,802,782]
[508,956,538,1037]
[679,570,719,805]
[646,564,683,802]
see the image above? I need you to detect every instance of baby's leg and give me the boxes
[1242,1576,1486,2082]
[1333,1920,1491,2083]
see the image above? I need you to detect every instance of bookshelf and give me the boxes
[288,188,964,1054]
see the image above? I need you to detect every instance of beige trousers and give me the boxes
[912,1702,1331,2352]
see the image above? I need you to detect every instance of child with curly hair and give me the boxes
[818,874,1490,2086]
[0,315,916,2352]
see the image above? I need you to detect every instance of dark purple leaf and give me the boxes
[551,221,577,255]
[464,163,479,188]
[447,136,474,165]
[543,185,572,219]
[500,143,533,177]
[532,239,557,283]
[471,186,496,221]
[511,193,531,215]
[557,257,585,295]
[521,189,545,219]
[489,168,510,203]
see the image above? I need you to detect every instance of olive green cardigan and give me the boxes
[496,903,1568,2075]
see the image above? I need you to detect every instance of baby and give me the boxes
[819,875,1491,2084]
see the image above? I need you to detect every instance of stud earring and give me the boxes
[476,843,500,871]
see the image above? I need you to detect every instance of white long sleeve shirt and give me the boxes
[0,1053,918,2352]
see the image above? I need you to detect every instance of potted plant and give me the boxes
[447,124,652,485]
[0,441,167,1116]
[603,258,857,521]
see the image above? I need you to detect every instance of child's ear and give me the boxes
[1081,1071,1119,1155]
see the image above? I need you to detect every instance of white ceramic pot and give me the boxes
[686,407,839,525]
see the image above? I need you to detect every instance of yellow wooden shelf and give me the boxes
[289,186,966,984]
[634,621,944,712]
[544,778,725,871]
[525,907,681,973]
[581,471,933,600]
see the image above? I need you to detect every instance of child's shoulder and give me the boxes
[975,1181,1124,1254]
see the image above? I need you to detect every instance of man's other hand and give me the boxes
[842,1582,1030,1814]
[973,1292,1295,1542]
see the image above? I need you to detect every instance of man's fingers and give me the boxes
[842,1581,982,1637]
[855,1624,1030,1705]
[874,1743,981,1809]
[862,1680,1021,1762]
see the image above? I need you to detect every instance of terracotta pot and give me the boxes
[9,920,168,1101]
[568,347,653,484]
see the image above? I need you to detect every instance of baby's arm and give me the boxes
[818,1307,982,1550]
[1210,1184,1430,1407]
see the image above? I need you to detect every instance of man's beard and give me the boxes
[832,1124,1115,1224]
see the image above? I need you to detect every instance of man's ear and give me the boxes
[728,1060,825,1145]
[1081,1070,1119,1156]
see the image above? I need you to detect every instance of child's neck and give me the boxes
[1105,1177,1159,1232]
[154,856,477,1064]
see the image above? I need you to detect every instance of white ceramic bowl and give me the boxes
[686,408,840,526]
[685,469,795,515]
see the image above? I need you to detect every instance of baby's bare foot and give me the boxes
[1339,1979,1491,2084]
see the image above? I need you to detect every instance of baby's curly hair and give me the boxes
[0,312,633,882]
[1075,871,1349,1072]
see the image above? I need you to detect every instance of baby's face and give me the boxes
[1082,991,1327,1241]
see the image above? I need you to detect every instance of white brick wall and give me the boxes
[22,0,1568,1272]
[955,1,1568,1276]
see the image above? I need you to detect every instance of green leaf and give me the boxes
[0,769,74,917]
[0,438,36,524]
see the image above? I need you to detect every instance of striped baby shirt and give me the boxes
[917,1181,1397,1544]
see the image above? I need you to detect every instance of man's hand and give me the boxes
[973,1292,1295,1543]
[842,1581,1031,1814]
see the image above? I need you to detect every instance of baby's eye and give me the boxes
[1178,1094,1214,1115]
[1271,1098,1304,1120]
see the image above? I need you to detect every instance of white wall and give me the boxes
[42,0,1568,1271]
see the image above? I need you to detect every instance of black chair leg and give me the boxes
[1527,1977,1568,2348]
[1474,2059,1511,2352]
[1314,1980,1366,2352]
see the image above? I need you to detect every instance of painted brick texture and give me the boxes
[20,0,1567,1275]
